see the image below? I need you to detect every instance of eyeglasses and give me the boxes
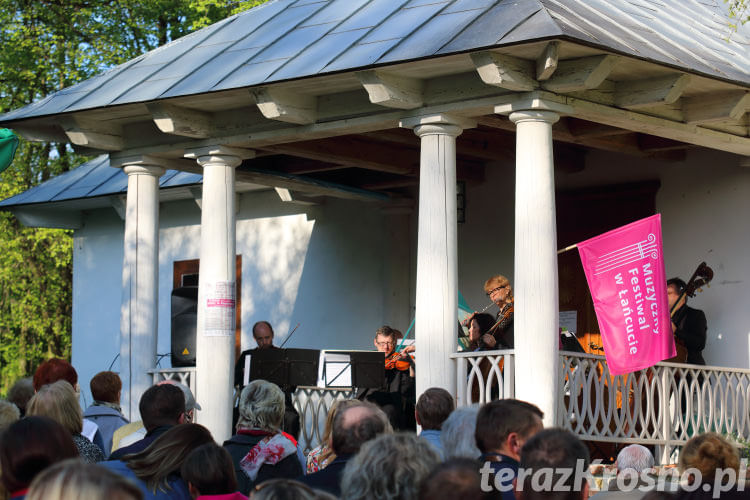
[486,285,508,297]
[183,409,194,423]
[376,341,395,347]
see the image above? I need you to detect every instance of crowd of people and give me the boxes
[1,353,748,500]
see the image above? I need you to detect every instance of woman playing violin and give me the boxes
[482,274,515,349]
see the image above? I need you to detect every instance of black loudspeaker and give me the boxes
[171,286,198,367]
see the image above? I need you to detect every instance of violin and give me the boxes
[384,349,414,371]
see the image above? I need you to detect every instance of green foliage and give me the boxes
[725,0,749,31]
[0,0,267,394]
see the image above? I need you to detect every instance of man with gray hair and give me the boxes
[590,444,655,499]
[440,404,481,459]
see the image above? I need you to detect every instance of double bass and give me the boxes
[666,262,713,363]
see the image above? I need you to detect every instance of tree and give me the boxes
[726,0,749,30]
[0,0,265,394]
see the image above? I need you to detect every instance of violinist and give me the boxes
[356,325,416,431]
[482,274,515,349]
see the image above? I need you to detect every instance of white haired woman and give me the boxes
[223,380,302,494]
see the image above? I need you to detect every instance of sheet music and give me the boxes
[243,354,251,387]
[318,351,352,387]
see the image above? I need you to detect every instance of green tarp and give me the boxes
[0,129,18,173]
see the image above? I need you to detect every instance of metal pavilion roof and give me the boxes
[0,156,203,207]
[0,0,748,125]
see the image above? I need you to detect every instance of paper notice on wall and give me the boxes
[204,281,235,337]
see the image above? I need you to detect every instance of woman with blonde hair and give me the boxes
[677,432,746,498]
[305,399,359,474]
[26,459,142,500]
[26,380,104,463]
[224,380,302,494]
[101,423,213,500]
[480,274,514,349]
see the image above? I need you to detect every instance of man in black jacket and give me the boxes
[298,401,391,496]
[667,278,708,365]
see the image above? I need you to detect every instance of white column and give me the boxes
[185,146,252,442]
[400,114,475,401]
[118,161,164,421]
[509,109,561,427]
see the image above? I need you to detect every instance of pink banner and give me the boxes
[577,214,675,375]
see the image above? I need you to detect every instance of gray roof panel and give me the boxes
[2,0,749,124]
[438,0,545,53]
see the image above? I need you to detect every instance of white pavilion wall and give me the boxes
[71,191,412,406]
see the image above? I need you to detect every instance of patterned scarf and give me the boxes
[237,429,297,481]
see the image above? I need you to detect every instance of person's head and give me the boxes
[0,416,79,494]
[469,313,496,343]
[157,379,202,423]
[374,325,398,355]
[419,458,499,500]
[7,377,34,416]
[415,388,454,431]
[26,459,143,500]
[32,358,78,392]
[0,399,20,430]
[616,444,654,474]
[331,401,392,455]
[90,371,122,404]
[126,423,214,494]
[484,275,513,306]
[237,379,285,432]
[138,383,186,432]
[666,278,687,309]
[440,404,481,459]
[678,432,740,483]
[251,478,337,499]
[26,380,83,434]
[517,428,590,500]
[319,399,360,445]
[252,321,275,350]
[180,443,236,498]
[341,432,441,500]
[475,399,544,461]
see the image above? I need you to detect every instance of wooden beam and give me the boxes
[12,123,68,143]
[682,91,750,124]
[636,135,692,152]
[251,87,317,125]
[357,70,424,109]
[261,136,418,176]
[361,178,419,190]
[542,55,618,93]
[60,116,124,151]
[615,74,691,109]
[563,117,632,138]
[147,102,214,138]
[274,187,320,205]
[536,42,559,81]
[470,51,537,91]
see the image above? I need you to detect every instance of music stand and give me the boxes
[247,348,320,388]
[319,351,385,389]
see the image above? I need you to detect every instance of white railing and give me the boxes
[450,350,515,406]
[148,368,352,454]
[294,386,355,454]
[148,367,196,394]
[558,351,750,463]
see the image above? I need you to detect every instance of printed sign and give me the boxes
[204,281,235,337]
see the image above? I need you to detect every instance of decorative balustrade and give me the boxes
[558,351,750,463]
[148,366,196,393]
[450,350,515,406]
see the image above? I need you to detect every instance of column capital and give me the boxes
[399,112,476,137]
[111,154,167,176]
[509,110,561,126]
[184,145,254,168]
[494,92,573,117]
